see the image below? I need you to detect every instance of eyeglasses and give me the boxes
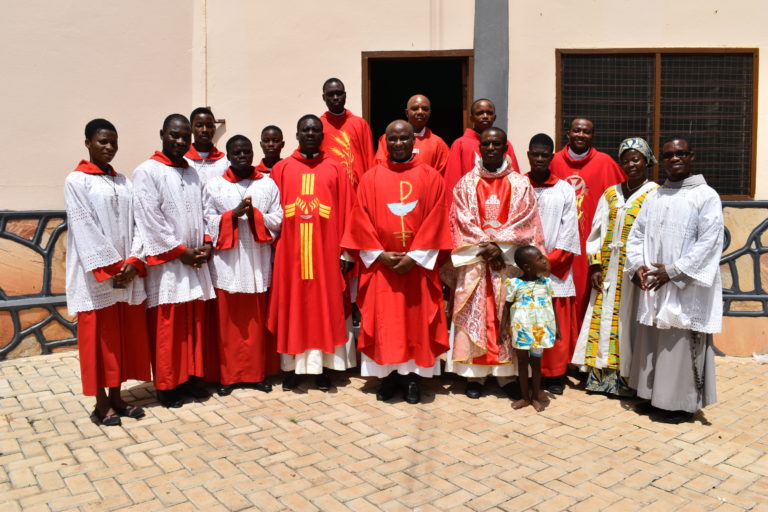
[661,150,692,160]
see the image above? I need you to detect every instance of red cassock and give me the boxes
[443,128,521,203]
[320,110,375,188]
[77,303,151,396]
[549,145,626,325]
[268,150,355,355]
[341,160,452,367]
[374,128,450,175]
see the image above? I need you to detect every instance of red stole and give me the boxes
[73,160,116,176]
[150,151,189,168]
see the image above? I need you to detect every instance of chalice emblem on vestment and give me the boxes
[387,181,418,247]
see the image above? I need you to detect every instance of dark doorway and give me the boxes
[362,51,473,150]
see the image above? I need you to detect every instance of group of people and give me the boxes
[65,77,723,427]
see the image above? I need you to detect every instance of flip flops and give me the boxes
[114,405,146,419]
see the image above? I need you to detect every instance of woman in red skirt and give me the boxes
[64,119,152,426]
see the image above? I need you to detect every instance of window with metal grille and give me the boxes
[556,50,757,198]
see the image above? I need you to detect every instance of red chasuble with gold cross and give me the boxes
[268,150,355,355]
[342,160,452,367]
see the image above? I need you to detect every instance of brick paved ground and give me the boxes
[1,352,767,512]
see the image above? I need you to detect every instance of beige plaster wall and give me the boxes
[202,0,474,152]
[507,0,768,199]
[0,0,197,210]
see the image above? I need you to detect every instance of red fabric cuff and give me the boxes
[203,234,212,244]
[548,249,574,281]
[146,245,186,266]
[216,211,238,250]
[248,209,273,243]
[92,261,124,282]
[125,257,147,277]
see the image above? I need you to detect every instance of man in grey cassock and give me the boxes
[625,137,722,424]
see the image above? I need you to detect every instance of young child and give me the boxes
[499,245,559,412]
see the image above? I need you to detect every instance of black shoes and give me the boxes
[250,381,273,393]
[217,385,234,396]
[282,372,299,391]
[465,381,483,399]
[316,373,332,391]
[544,376,565,395]
[403,379,421,404]
[658,410,694,424]
[158,389,183,408]
[376,374,400,401]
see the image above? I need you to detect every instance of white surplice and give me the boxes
[203,174,283,293]
[132,159,215,307]
[185,155,230,185]
[625,175,723,333]
[64,171,146,314]
[532,178,581,297]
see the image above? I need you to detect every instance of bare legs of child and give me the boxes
[511,348,548,412]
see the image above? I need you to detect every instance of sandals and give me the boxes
[114,405,146,419]
[93,409,122,427]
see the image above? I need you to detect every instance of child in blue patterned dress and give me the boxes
[499,245,560,412]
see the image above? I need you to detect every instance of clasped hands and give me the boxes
[635,263,670,290]
[232,196,254,220]
[180,245,212,268]
[477,242,504,271]
[377,251,417,274]
[111,262,138,287]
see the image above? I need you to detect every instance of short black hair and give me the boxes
[323,77,344,91]
[481,126,507,144]
[261,125,283,138]
[663,137,690,148]
[225,134,251,153]
[190,107,215,123]
[471,98,494,110]
[85,118,116,139]
[297,114,322,131]
[529,133,554,152]
[162,113,190,131]
[514,245,541,268]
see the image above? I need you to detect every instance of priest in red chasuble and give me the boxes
[447,127,545,400]
[268,114,356,391]
[374,94,450,175]
[320,77,375,188]
[444,99,521,202]
[549,118,626,332]
[342,120,451,404]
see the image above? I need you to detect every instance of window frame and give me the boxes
[555,48,759,200]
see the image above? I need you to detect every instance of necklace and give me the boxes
[176,168,186,190]
[623,179,648,196]
[98,174,120,216]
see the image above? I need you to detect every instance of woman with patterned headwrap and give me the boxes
[571,138,659,396]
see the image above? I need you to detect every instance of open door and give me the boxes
[362,50,473,150]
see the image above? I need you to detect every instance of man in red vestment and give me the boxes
[255,125,284,175]
[320,77,375,188]
[268,114,356,391]
[444,99,521,202]
[448,127,545,400]
[374,94,450,175]
[343,120,451,404]
[549,118,626,334]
